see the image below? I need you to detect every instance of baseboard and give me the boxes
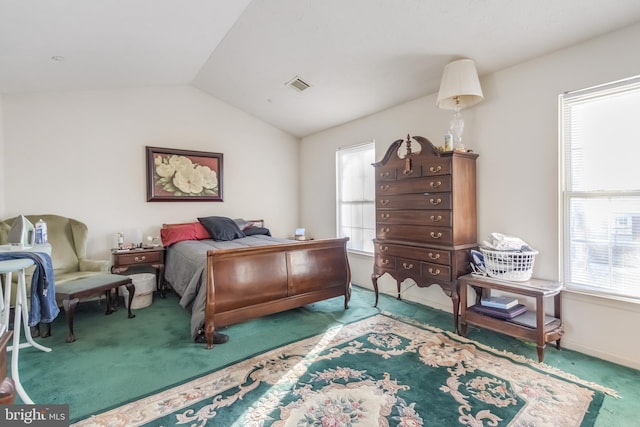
[559,338,640,371]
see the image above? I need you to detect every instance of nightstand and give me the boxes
[111,247,166,297]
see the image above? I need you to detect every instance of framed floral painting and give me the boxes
[146,146,223,202]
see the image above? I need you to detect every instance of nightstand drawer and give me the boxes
[114,250,163,266]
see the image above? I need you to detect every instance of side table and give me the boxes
[458,273,564,362]
[56,274,135,342]
[111,247,167,296]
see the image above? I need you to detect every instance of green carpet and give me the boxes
[12,286,639,425]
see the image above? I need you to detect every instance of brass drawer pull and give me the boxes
[380,199,390,206]
[380,185,390,191]
[429,165,442,173]
[429,181,442,188]
[428,267,441,275]
[430,232,442,239]
[380,246,389,252]
[379,171,390,178]
[402,262,414,269]
[134,256,146,262]
[429,198,442,205]
[381,259,390,265]
[381,227,390,233]
[430,215,442,222]
[428,253,440,260]
[381,213,390,219]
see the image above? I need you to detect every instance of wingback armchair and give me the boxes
[0,214,110,305]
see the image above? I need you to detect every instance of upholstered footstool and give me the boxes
[55,274,136,343]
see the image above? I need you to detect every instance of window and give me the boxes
[336,142,375,254]
[560,75,640,300]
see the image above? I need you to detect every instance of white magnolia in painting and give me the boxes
[154,154,218,196]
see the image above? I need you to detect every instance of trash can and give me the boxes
[120,273,156,309]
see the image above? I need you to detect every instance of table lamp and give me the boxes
[436,59,484,151]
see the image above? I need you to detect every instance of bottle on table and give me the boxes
[35,219,48,244]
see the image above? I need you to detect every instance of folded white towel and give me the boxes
[483,232,532,251]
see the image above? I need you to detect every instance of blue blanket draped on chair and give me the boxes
[0,251,60,326]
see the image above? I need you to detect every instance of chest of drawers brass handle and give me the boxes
[380,185,390,191]
[380,259,390,265]
[380,245,389,252]
[428,267,441,275]
[381,227,390,233]
[430,215,442,222]
[429,165,442,173]
[379,171,390,178]
[380,199,390,206]
[134,256,146,262]
[430,232,442,239]
[429,198,442,205]
[428,253,440,260]
[429,181,442,188]
[402,262,414,269]
[381,213,390,219]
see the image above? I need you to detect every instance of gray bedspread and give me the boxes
[164,235,292,340]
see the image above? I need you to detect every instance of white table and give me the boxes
[0,243,53,403]
[0,243,52,255]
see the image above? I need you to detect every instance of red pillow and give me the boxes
[161,222,211,247]
[193,222,210,240]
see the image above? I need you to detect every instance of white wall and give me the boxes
[300,23,640,369]
[0,94,5,218]
[2,85,300,259]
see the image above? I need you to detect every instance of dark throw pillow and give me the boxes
[243,226,271,237]
[198,216,246,241]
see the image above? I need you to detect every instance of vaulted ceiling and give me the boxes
[2,0,640,137]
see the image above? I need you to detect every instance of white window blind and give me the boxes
[560,75,640,300]
[336,142,375,254]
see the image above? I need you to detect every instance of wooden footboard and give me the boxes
[204,237,351,349]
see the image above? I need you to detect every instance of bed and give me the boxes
[162,217,351,348]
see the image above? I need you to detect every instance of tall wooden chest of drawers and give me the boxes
[371,135,478,332]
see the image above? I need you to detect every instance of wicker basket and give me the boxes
[479,247,538,281]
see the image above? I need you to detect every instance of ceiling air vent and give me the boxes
[286,76,311,92]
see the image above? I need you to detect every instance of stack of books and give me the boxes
[472,296,527,320]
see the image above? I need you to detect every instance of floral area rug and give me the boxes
[74,313,617,426]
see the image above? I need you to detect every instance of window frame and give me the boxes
[336,141,376,256]
[559,75,640,301]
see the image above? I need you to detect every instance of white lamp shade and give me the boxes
[436,59,484,110]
